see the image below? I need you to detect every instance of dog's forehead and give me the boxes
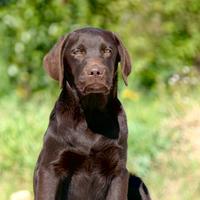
[68,29,116,48]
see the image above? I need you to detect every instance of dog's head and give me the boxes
[43,27,132,96]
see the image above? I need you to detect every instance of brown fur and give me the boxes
[34,27,151,200]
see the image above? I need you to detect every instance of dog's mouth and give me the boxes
[81,83,110,95]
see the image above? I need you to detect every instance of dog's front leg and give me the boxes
[106,168,129,200]
[34,165,60,200]
[33,142,62,200]
[105,103,129,199]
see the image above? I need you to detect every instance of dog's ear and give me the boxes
[113,33,132,86]
[43,34,70,87]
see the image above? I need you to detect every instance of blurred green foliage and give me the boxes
[1,1,200,200]
[0,0,200,97]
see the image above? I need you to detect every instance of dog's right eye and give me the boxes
[71,48,85,56]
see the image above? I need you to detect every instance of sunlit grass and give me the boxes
[0,92,55,199]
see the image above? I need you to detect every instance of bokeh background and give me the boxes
[0,0,200,199]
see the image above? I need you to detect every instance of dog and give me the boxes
[33,27,151,200]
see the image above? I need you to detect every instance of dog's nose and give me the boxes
[87,66,104,77]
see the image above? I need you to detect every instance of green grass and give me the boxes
[0,86,200,200]
[126,97,172,175]
[0,91,56,199]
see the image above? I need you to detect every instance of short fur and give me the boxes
[34,27,151,200]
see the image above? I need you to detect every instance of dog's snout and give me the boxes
[87,66,104,77]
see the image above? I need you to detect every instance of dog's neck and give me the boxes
[79,93,119,139]
[58,81,120,139]
[79,94,109,111]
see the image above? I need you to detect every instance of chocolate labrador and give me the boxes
[33,27,151,200]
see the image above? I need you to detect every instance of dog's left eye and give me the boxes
[102,48,112,56]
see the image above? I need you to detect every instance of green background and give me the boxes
[0,0,200,199]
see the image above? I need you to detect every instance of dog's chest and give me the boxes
[66,145,121,200]
[53,137,122,199]
[67,172,110,200]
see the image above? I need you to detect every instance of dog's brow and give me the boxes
[75,44,85,49]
